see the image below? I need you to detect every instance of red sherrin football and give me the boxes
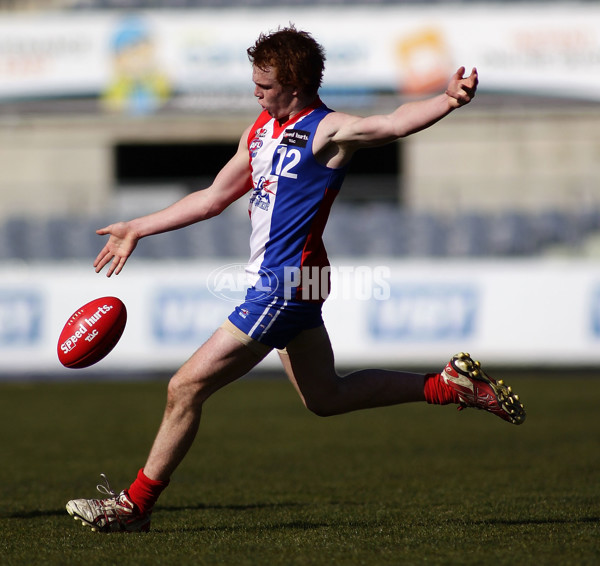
[57,296,127,369]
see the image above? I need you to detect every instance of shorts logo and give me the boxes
[282,129,310,148]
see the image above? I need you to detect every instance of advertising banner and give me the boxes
[1,258,600,378]
[1,5,599,106]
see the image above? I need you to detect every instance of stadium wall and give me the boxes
[2,258,600,378]
[1,108,599,221]
[1,4,600,218]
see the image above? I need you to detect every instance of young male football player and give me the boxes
[66,26,525,533]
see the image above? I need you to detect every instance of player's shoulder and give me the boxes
[321,109,358,127]
[318,110,360,139]
[313,110,362,167]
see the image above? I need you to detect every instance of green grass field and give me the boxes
[0,373,599,565]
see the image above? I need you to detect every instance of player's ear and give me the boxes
[290,83,301,96]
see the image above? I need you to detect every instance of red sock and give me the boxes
[423,373,461,405]
[127,468,170,514]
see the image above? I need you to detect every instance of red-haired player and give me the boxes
[66,26,524,533]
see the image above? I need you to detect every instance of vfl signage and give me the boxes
[590,286,600,337]
[0,290,42,346]
[369,284,477,341]
[152,288,231,344]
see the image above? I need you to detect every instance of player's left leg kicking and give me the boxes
[279,325,525,424]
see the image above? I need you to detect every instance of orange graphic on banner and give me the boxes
[396,28,453,95]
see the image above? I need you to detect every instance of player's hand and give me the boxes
[445,66,478,108]
[94,222,139,277]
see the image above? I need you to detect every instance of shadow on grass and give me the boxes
[3,509,66,519]
[154,501,334,532]
[2,501,305,520]
[470,516,600,526]
[6,505,599,534]
[159,501,308,512]
[151,520,331,534]
[3,507,331,534]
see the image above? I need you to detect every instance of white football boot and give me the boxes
[66,474,151,533]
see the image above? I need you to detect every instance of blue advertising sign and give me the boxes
[369,284,477,341]
[152,287,230,344]
[590,286,600,337]
[0,290,42,346]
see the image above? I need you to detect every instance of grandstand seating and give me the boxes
[1,204,598,261]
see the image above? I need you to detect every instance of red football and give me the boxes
[57,296,127,369]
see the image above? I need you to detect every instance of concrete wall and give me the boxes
[0,117,112,218]
[0,113,246,220]
[405,106,600,213]
[1,103,599,220]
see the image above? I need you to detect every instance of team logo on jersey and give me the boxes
[282,129,310,148]
[249,137,263,157]
[255,128,268,138]
[249,177,277,211]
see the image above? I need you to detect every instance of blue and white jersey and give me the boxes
[246,99,347,301]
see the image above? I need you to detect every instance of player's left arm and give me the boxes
[331,67,478,149]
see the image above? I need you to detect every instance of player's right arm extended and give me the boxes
[128,127,252,238]
[94,127,252,276]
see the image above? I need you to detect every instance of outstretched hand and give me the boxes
[446,66,478,108]
[93,222,139,277]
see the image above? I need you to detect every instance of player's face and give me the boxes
[252,65,296,121]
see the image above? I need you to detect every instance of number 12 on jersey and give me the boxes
[272,146,300,179]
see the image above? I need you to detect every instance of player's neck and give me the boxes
[276,95,320,126]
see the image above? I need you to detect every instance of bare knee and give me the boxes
[305,401,338,418]
[301,382,343,418]
[166,370,211,411]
